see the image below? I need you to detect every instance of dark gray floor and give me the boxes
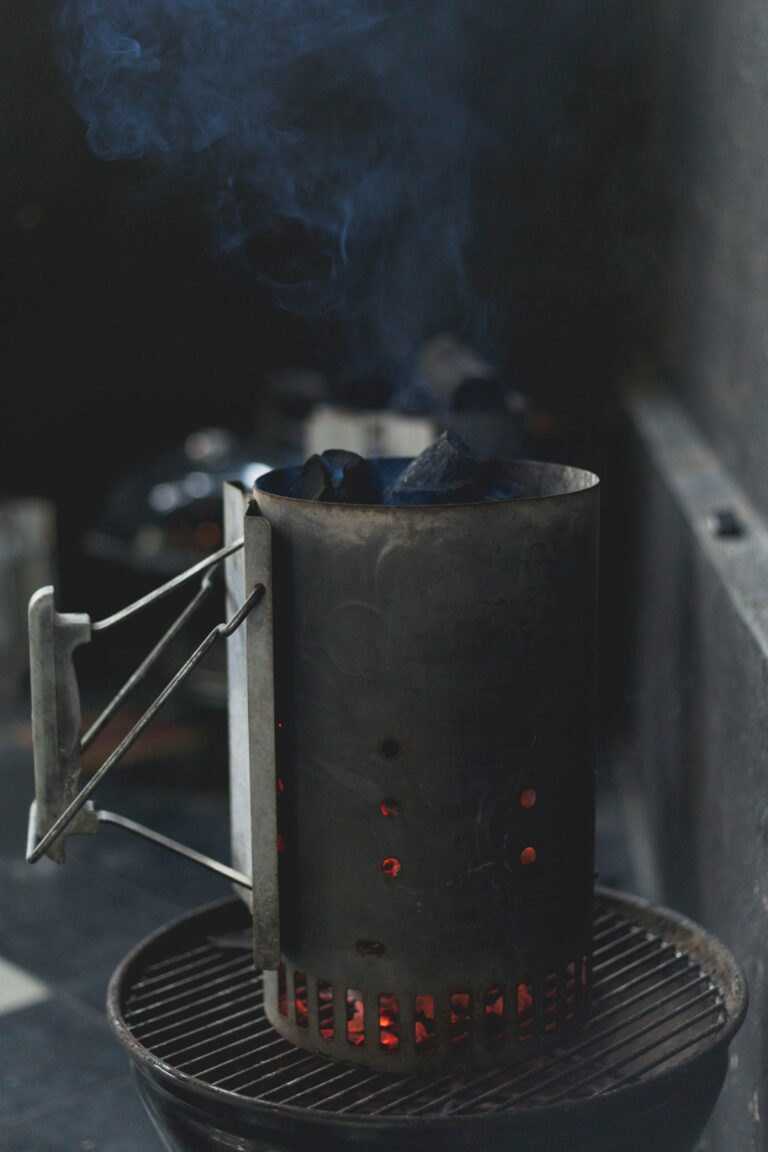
[0,712,634,1151]
[0,714,231,1152]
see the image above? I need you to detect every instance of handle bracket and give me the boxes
[26,539,261,868]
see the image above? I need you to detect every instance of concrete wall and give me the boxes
[659,0,768,520]
[625,9,768,1144]
[627,392,768,1152]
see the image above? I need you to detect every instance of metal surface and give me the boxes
[241,459,599,1073]
[626,387,768,1152]
[91,537,245,632]
[224,485,254,887]
[28,588,96,863]
[244,506,280,969]
[26,544,258,869]
[108,888,747,1152]
[95,811,252,890]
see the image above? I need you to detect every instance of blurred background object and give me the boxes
[0,498,56,706]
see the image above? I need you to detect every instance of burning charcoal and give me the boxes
[386,431,483,505]
[321,449,376,503]
[289,454,334,501]
[289,450,376,503]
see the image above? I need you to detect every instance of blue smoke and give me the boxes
[58,0,487,374]
[57,0,652,382]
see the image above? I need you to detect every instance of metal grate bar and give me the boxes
[136,989,263,1047]
[591,923,642,957]
[303,1070,391,1111]
[230,1052,318,1095]
[177,1021,275,1074]
[591,951,686,1007]
[127,954,252,1008]
[126,957,253,1018]
[151,997,265,1059]
[592,935,660,976]
[128,976,259,1037]
[588,960,698,1026]
[259,1064,383,1106]
[401,969,706,1117]
[608,1018,725,1083]
[339,952,709,1117]
[156,1004,266,1063]
[119,901,732,1119]
[503,978,715,1105]
[140,944,215,977]
[543,1001,725,1104]
[128,950,230,996]
[592,940,670,987]
[185,1034,288,1080]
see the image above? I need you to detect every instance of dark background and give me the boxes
[1,1,660,623]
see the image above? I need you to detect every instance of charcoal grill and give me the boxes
[109,888,746,1152]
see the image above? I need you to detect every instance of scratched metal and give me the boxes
[229,460,600,1074]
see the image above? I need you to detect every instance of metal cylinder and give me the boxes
[237,459,599,1074]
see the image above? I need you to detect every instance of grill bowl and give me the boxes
[108,887,746,1152]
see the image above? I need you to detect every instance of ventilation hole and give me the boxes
[294,972,308,1029]
[450,992,472,1047]
[277,963,287,1017]
[517,981,534,1042]
[414,995,436,1053]
[544,972,558,1032]
[317,980,334,1040]
[276,776,285,795]
[379,737,402,760]
[483,986,505,1047]
[520,845,537,866]
[346,989,365,1047]
[380,798,401,817]
[277,833,286,854]
[381,856,402,878]
[565,961,577,1021]
[520,788,537,809]
[379,994,400,1049]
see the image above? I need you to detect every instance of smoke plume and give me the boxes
[58,0,493,375]
[58,0,652,386]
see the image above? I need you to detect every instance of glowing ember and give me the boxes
[414,995,436,1052]
[520,845,537,865]
[517,981,534,1042]
[276,776,285,795]
[381,856,402,878]
[346,989,365,1046]
[484,986,505,1046]
[520,788,537,809]
[379,993,400,1049]
[318,979,334,1039]
[450,992,471,1045]
[379,799,401,818]
[294,972,308,1029]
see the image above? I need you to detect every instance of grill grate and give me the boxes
[119,896,728,1118]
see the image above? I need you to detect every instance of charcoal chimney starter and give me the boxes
[224,459,600,1074]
